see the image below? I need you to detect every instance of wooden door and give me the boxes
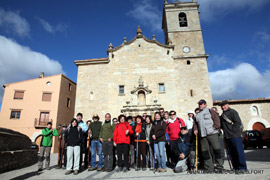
[35,135,42,152]
[252,122,265,131]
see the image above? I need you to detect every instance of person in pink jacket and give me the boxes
[166,110,185,168]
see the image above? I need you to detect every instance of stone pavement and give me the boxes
[1,148,270,180]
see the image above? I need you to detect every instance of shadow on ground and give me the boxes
[9,171,43,180]
[245,148,270,162]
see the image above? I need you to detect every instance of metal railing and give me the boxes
[34,118,53,128]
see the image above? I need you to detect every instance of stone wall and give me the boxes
[0,128,37,173]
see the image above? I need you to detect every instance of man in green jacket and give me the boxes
[99,113,115,171]
[38,122,59,171]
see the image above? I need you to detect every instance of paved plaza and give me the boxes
[1,148,270,180]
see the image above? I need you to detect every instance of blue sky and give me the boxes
[0,0,270,109]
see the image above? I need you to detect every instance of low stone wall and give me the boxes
[0,150,38,173]
[0,128,38,173]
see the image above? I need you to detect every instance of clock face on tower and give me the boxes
[183,46,191,53]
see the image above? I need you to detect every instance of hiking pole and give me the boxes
[57,136,61,169]
[223,137,232,170]
[136,136,139,170]
[88,133,91,168]
[153,140,155,174]
[60,141,64,168]
[195,134,198,173]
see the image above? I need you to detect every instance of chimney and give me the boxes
[40,72,45,78]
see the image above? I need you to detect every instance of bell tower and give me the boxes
[162,0,213,113]
[162,0,207,58]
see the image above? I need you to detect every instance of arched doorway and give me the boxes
[252,122,265,131]
[138,91,146,106]
[35,135,42,152]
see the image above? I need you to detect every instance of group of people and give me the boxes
[37,99,248,175]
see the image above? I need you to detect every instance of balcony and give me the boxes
[34,118,53,128]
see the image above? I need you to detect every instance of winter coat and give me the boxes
[150,120,167,143]
[166,117,186,141]
[99,120,115,141]
[113,121,134,144]
[145,123,152,142]
[220,107,243,139]
[133,122,147,142]
[41,128,59,147]
[194,107,220,137]
[65,126,83,146]
[89,121,102,140]
[172,132,191,158]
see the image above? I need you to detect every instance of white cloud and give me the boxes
[209,63,270,100]
[127,0,162,33]
[37,18,67,34]
[172,0,270,22]
[0,35,64,104]
[0,8,30,37]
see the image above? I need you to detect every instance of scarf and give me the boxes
[168,117,177,124]
[135,123,142,134]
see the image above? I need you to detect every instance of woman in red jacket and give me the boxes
[113,114,134,172]
[166,110,185,167]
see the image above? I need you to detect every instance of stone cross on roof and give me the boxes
[138,76,144,87]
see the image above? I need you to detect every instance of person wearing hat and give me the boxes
[193,99,224,173]
[58,124,68,169]
[88,114,103,171]
[186,111,195,132]
[173,126,191,173]
[219,100,247,174]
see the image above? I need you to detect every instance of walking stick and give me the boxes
[57,136,62,169]
[136,136,139,169]
[59,141,64,167]
[153,140,155,174]
[195,134,198,173]
[88,133,91,168]
[223,137,232,170]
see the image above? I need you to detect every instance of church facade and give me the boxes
[74,0,212,119]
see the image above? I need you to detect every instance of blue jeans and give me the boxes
[226,137,247,171]
[90,140,103,168]
[154,141,167,169]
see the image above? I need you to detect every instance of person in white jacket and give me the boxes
[185,111,195,132]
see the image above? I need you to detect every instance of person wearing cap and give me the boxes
[173,126,191,173]
[76,113,89,169]
[38,122,59,171]
[58,124,68,169]
[219,100,247,174]
[88,114,103,171]
[193,99,224,173]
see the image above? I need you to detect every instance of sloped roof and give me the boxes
[213,98,270,105]
[74,57,109,66]
[106,34,174,54]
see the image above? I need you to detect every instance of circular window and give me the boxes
[46,81,51,86]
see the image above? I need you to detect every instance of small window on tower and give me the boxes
[159,83,165,93]
[179,13,188,27]
[67,98,71,108]
[187,60,191,65]
[119,85,125,94]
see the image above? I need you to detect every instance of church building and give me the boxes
[74,0,212,119]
